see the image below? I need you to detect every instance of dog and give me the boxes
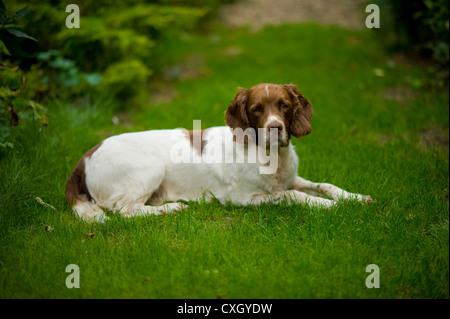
[66,83,371,222]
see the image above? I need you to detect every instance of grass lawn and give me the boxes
[0,23,448,299]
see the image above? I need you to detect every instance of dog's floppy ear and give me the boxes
[225,87,249,130]
[284,84,313,138]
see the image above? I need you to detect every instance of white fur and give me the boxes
[264,115,288,145]
[74,126,371,222]
[265,115,282,126]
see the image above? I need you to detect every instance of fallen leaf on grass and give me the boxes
[85,233,95,240]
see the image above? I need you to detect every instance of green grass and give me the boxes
[0,24,448,299]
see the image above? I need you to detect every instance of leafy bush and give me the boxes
[0,1,47,152]
[0,62,49,151]
[413,0,449,66]
[2,0,210,106]
[36,49,102,96]
[373,0,449,67]
[1,0,233,150]
[0,1,37,57]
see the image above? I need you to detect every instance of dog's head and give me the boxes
[225,83,313,147]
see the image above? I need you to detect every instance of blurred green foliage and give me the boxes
[2,0,212,102]
[0,1,44,151]
[0,2,37,57]
[0,62,48,151]
[0,0,235,150]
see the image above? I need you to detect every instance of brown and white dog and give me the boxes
[66,83,371,222]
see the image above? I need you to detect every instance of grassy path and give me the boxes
[0,23,448,298]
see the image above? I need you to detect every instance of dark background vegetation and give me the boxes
[1,0,236,150]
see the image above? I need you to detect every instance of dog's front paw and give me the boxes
[160,202,189,214]
[323,199,337,208]
[360,195,373,204]
[352,193,373,204]
[339,192,373,204]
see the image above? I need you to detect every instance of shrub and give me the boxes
[3,0,209,106]
[0,1,47,152]
[1,0,231,149]
[374,0,449,67]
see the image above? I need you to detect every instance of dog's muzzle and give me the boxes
[266,121,288,147]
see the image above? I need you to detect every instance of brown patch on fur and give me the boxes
[65,143,102,207]
[225,87,250,131]
[232,134,250,144]
[282,84,314,138]
[184,129,208,155]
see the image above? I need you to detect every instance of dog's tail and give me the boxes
[65,144,108,223]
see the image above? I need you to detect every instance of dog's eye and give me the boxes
[252,105,262,113]
[278,100,290,109]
